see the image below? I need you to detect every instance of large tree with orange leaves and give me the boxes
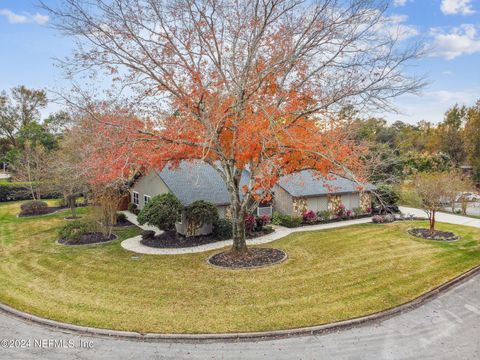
[46,0,424,253]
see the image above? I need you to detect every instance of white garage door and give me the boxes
[306,197,328,212]
[341,193,360,210]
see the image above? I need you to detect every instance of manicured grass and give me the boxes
[1,200,480,333]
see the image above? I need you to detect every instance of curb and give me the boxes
[1,264,479,343]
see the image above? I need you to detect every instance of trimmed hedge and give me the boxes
[19,201,49,216]
[58,221,96,240]
[0,182,60,202]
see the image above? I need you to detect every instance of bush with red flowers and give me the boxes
[245,213,256,234]
[303,210,317,224]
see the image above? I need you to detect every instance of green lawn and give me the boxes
[1,200,480,334]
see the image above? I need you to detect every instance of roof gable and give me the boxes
[157,161,249,206]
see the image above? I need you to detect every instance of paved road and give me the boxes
[1,273,479,360]
[1,207,479,359]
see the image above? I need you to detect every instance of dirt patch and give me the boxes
[408,228,459,241]
[58,232,117,245]
[208,248,287,269]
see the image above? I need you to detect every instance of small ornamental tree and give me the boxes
[185,200,219,237]
[412,172,457,232]
[137,193,183,232]
[92,181,128,237]
[48,130,89,219]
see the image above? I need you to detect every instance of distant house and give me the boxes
[130,161,375,234]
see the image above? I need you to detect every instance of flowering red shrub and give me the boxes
[256,215,270,230]
[303,210,317,223]
[245,214,256,234]
[335,203,346,218]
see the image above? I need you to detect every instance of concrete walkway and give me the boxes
[120,211,373,255]
[0,272,478,359]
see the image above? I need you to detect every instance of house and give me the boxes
[130,161,375,234]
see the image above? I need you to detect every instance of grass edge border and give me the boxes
[0,264,479,343]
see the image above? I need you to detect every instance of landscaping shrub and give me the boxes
[0,183,61,202]
[316,210,332,221]
[346,209,353,218]
[58,220,96,240]
[271,211,283,225]
[352,207,364,217]
[116,212,127,223]
[335,203,346,219]
[283,216,303,228]
[185,200,219,236]
[213,218,233,240]
[245,213,256,234]
[141,230,155,240]
[128,203,140,215]
[271,212,303,227]
[19,200,49,216]
[137,193,183,231]
[372,215,384,223]
[384,214,395,223]
[303,210,317,224]
[372,214,395,224]
[255,215,270,231]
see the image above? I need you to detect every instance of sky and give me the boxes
[0,0,479,124]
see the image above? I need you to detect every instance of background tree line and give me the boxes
[345,101,480,185]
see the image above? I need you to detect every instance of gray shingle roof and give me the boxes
[277,170,375,197]
[157,161,249,206]
[155,162,374,205]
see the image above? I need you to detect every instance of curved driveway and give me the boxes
[1,207,479,359]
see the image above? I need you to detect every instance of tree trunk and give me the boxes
[230,204,247,253]
[429,210,436,232]
[68,196,77,219]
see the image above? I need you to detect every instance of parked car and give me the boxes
[456,192,480,202]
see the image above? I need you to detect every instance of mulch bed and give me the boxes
[58,232,117,245]
[208,248,287,269]
[246,227,275,238]
[408,228,459,242]
[299,214,372,227]
[114,219,135,227]
[19,204,89,218]
[141,231,221,248]
[18,207,63,217]
[141,227,275,249]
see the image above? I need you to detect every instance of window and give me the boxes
[133,191,139,205]
[257,205,273,217]
[144,195,151,205]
